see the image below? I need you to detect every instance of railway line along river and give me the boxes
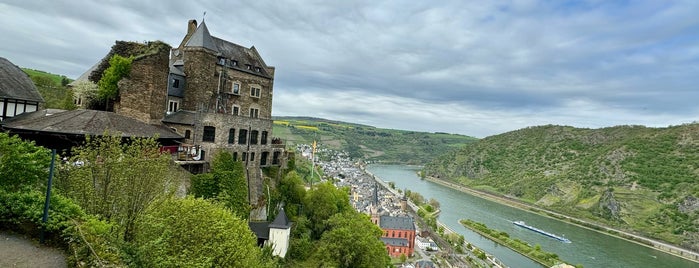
[366,164,698,268]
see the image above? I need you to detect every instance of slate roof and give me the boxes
[185,21,218,52]
[0,57,44,102]
[381,237,409,247]
[182,21,273,78]
[248,221,270,240]
[380,215,414,230]
[169,64,185,76]
[162,110,196,125]
[68,60,100,86]
[3,109,182,139]
[269,208,291,229]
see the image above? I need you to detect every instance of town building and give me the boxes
[365,181,416,257]
[415,235,439,251]
[0,57,43,121]
[379,214,416,257]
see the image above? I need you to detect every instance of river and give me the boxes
[367,164,698,268]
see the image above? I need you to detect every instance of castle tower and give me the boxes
[268,208,291,257]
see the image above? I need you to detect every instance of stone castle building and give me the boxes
[162,20,285,218]
[68,19,285,220]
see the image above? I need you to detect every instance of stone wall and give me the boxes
[179,48,274,119]
[115,45,170,124]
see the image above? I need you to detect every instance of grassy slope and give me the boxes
[424,124,699,250]
[272,116,477,165]
[21,68,74,109]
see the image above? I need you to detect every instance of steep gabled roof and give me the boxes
[269,208,291,229]
[3,109,182,139]
[184,21,218,52]
[0,57,44,102]
[380,215,414,230]
[211,37,273,78]
[68,60,100,86]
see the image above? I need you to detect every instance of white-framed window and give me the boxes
[168,100,179,113]
[232,105,240,115]
[250,108,259,118]
[250,86,261,98]
[232,82,240,95]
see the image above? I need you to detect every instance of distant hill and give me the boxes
[21,68,72,86]
[21,68,74,109]
[272,116,477,164]
[424,124,699,250]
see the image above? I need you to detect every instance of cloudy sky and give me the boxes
[1,1,698,137]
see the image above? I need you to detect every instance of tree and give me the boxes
[70,80,98,108]
[97,55,133,110]
[303,181,351,238]
[279,171,306,218]
[0,133,50,191]
[134,196,268,267]
[316,211,390,268]
[58,133,180,240]
[428,198,441,210]
[399,253,407,263]
[189,151,250,218]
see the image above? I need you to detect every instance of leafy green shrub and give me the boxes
[0,133,50,191]
[0,188,81,236]
[133,196,264,267]
[0,188,123,266]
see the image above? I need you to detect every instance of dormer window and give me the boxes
[231,60,238,66]
[218,57,226,65]
[255,67,261,72]
[246,64,252,70]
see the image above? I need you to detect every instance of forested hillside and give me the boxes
[424,124,699,251]
[273,116,477,164]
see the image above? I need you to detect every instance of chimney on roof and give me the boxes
[179,19,199,49]
[188,20,198,35]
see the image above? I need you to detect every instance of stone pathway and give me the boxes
[0,231,67,268]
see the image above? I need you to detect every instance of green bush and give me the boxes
[133,196,264,267]
[0,188,123,266]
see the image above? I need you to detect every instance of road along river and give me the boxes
[367,164,698,268]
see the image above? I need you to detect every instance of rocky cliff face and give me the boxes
[596,189,622,222]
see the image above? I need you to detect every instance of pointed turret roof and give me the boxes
[269,208,291,229]
[185,21,218,52]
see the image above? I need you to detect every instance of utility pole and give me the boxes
[40,149,56,244]
[309,140,316,189]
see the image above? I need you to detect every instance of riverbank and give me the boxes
[425,176,699,263]
[459,219,563,267]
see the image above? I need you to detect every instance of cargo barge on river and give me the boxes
[513,221,571,243]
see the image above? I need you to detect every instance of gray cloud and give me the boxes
[1,0,697,137]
